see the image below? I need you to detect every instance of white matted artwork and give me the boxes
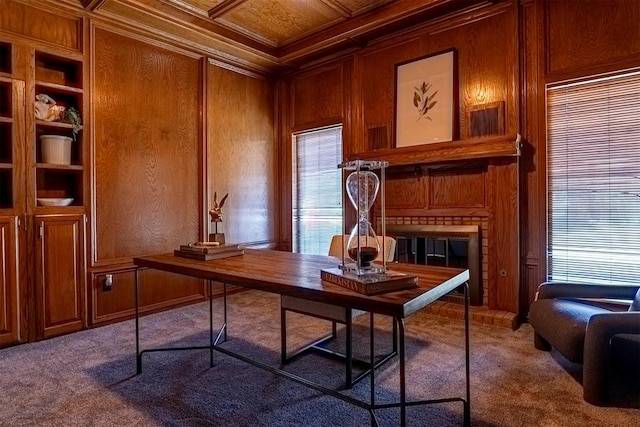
[395,49,458,147]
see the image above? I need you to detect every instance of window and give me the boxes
[546,70,640,285]
[292,126,343,255]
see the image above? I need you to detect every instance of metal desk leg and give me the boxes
[398,317,407,427]
[346,309,353,387]
[280,303,287,364]
[369,312,380,427]
[209,280,214,367]
[393,317,398,354]
[223,283,228,341]
[464,282,471,426]
[212,283,228,346]
[135,268,141,374]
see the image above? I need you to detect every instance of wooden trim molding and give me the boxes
[208,0,248,19]
[82,0,107,11]
[350,133,521,167]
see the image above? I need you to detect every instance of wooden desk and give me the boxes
[133,249,471,426]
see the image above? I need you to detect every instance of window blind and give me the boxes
[292,126,343,255]
[547,70,640,285]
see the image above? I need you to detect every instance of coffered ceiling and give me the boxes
[79,0,491,74]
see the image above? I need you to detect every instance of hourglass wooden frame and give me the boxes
[339,159,389,276]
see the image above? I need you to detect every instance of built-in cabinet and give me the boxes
[0,38,87,344]
[0,216,19,346]
[35,214,86,339]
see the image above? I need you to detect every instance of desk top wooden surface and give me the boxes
[133,249,469,318]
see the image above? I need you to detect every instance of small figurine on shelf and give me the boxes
[35,93,82,140]
[209,192,228,244]
[34,94,64,122]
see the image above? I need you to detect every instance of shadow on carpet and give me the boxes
[86,326,472,427]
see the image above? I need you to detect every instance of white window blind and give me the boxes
[292,126,343,255]
[547,70,640,285]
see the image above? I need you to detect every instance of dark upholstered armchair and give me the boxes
[528,282,640,406]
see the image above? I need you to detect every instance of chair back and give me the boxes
[630,288,640,311]
[328,234,396,262]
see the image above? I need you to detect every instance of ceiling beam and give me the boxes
[82,0,107,10]
[117,0,278,58]
[208,0,248,19]
[277,0,489,65]
[318,0,352,18]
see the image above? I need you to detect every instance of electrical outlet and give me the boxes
[103,274,113,292]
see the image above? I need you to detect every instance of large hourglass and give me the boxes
[322,159,417,294]
[346,169,380,268]
[341,160,388,276]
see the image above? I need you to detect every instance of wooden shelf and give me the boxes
[35,205,84,213]
[35,81,83,94]
[36,120,79,130]
[349,133,521,168]
[36,163,83,171]
[0,163,12,169]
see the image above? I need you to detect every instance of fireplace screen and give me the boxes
[388,225,482,306]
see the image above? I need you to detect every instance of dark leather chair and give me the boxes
[528,281,640,406]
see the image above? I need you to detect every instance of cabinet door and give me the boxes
[35,214,86,339]
[0,216,20,346]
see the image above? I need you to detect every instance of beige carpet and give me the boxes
[0,289,638,426]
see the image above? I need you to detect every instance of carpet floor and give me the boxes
[0,290,638,426]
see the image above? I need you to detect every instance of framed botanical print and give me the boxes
[395,49,458,147]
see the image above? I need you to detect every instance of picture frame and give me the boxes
[394,49,458,148]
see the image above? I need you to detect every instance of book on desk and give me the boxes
[174,243,243,261]
[321,267,418,295]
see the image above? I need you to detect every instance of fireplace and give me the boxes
[386,224,482,306]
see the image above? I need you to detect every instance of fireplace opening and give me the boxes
[387,225,482,306]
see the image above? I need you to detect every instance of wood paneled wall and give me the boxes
[92,27,202,262]
[520,0,640,314]
[545,0,640,77]
[206,63,276,245]
[90,26,206,324]
[358,38,422,153]
[0,0,82,52]
[290,63,344,130]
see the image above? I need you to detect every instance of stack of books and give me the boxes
[174,242,244,261]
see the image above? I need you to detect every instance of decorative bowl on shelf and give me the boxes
[37,197,74,207]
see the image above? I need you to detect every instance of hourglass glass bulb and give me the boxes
[345,170,380,218]
[347,220,380,267]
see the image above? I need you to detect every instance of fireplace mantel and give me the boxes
[349,133,521,168]
[365,133,522,321]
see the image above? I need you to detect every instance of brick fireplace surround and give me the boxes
[386,216,518,329]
